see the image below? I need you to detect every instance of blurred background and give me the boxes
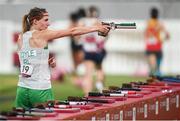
[0,0,180,111]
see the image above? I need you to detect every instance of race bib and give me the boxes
[20,64,34,76]
[147,37,157,45]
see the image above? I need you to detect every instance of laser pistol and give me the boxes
[98,22,136,37]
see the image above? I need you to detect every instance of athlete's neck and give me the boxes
[30,26,39,31]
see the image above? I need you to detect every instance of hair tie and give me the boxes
[26,14,30,25]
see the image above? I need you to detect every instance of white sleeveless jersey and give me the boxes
[18,31,51,90]
[80,18,105,52]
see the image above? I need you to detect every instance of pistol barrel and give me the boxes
[115,23,136,29]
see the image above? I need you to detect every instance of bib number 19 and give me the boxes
[20,64,33,76]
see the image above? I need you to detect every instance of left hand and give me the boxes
[48,56,56,68]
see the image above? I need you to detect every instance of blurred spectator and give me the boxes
[69,10,85,71]
[144,7,170,76]
[68,9,86,87]
[79,6,108,96]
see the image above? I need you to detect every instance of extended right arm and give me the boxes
[41,25,110,42]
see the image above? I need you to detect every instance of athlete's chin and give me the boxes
[40,27,48,31]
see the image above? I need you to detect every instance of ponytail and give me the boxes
[22,14,30,33]
[22,7,47,33]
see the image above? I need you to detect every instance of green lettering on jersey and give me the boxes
[20,50,37,58]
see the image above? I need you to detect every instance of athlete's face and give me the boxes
[35,12,50,30]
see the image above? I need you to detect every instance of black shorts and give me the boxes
[145,50,163,59]
[84,49,106,65]
[71,39,83,52]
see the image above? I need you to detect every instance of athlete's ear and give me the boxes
[33,19,38,25]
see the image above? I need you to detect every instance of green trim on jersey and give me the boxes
[15,86,54,109]
[44,44,48,49]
